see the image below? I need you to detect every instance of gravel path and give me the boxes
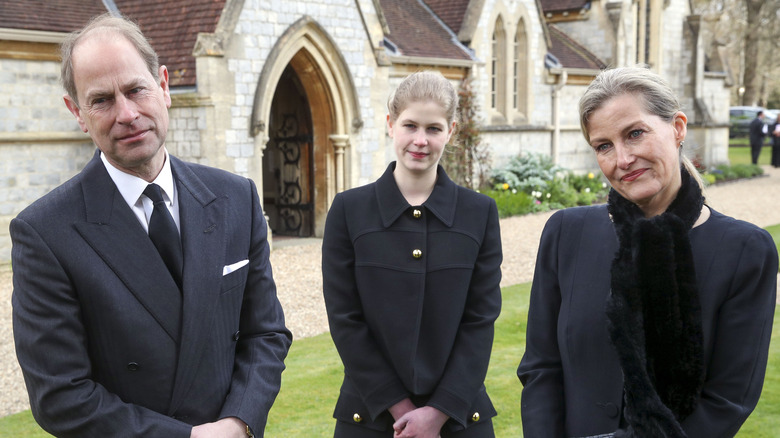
[2,166,779,417]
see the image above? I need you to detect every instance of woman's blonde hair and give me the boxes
[387,71,459,125]
[579,66,704,190]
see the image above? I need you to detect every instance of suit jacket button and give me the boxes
[597,402,619,418]
[412,249,422,259]
[353,413,362,423]
[233,330,241,341]
[471,412,480,422]
[412,209,422,218]
[127,362,140,371]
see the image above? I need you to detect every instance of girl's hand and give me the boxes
[392,406,448,438]
[389,398,417,421]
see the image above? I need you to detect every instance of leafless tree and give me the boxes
[742,0,764,105]
[692,0,780,106]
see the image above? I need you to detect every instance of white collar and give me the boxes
[100,149,176,207]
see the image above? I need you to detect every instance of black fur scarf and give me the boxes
[606,167,705,437]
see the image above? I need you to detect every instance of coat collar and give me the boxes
[375,162,459,228]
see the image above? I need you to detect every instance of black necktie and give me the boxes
[143,183,183,289]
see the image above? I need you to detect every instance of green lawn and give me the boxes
[0,411,51,437]
[728,144,774,165]
[3,282,779,437]
[766,224,780,272]
[266,283,780,437]
[3,231,780,436]
[265,282,530,436]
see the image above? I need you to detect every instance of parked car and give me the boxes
[729,106,766,138]
[764,109,779,127]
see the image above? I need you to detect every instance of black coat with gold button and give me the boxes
[322,162,502,433]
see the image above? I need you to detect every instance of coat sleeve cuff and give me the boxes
[363,380,411,421]
[426,387,471,427]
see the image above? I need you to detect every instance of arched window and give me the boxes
[513,31,518,109]
[491,16,506,118]
[514,18,528,119]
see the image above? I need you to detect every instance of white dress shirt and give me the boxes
[100,150,180,234]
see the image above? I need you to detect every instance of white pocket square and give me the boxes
[223,259,249,276]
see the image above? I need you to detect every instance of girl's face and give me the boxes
[387,100,455,177]
[586,93,687,217]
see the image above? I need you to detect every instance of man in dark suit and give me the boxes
[11,14,291,437]
[749,110,766,164]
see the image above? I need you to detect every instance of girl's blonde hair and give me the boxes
[387,71,459,125]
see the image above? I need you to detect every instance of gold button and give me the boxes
[412,249,422,259]
[353,413,362,423]
[471,412,480,422]
[413,209,422,218]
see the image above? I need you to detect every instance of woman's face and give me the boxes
[387,100,455,177]
[587,93,687,217]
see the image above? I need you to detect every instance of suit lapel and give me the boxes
[73,152,182,342]
[167,157,226,413]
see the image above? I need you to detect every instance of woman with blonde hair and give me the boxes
[518,66,777,437]
[323,71,502,437]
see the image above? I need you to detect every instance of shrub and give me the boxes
[491,153,564,194]
[566,172,609,204]
[577,190,601,206]
[701,173,717,186]
[707,163,763,184]
[545,177,579,208]
[715,165,737,180]
[486,153,609,217]
[731,164,755,178]
[484,189,536,218]
[486,155,766,219]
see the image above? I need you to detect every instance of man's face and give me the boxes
[64,34,171,177]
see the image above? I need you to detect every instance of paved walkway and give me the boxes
[2,166,779,417]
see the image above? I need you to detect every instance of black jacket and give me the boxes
[518,205,777,437]
[322,163,502,433]
[749,117,765,147]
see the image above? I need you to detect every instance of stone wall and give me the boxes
[0,58,75,134]
[0,57,95,262]
[217,0,384,187]
[660,0,690,99]
[166,103,208,165]
[484,128,599,173]
[689,73,731,167]
[554,7,615,67]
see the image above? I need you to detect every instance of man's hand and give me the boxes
[392,406,449,438]
[191,417,247,438]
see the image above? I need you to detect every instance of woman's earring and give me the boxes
[679,140,684,148]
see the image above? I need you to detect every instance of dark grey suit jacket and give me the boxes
[11,151,292,437]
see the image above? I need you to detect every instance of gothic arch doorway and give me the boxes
[250,16,362,238]
[263,66,314,237]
